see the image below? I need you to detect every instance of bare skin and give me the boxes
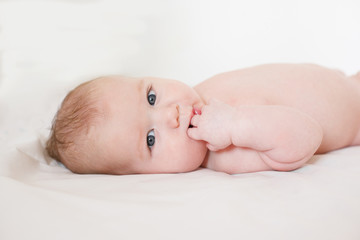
[88,63,360,174]
[191,63,360,173]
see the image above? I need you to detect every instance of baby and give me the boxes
[46,63,360,174]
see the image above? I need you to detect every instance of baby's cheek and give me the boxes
[185,141,207,167]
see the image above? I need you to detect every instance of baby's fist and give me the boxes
[187,99,235,151]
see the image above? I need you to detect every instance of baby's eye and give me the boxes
[147,89,156,106]
[147,129,155,149]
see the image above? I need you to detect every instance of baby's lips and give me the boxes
[193,107,202,115]
[188,106,202,129]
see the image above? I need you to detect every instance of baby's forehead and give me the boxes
[98,78,138,104]
[94,76,144,147]
[95,75,137,86]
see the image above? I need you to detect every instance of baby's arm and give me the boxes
[188,99,323,171]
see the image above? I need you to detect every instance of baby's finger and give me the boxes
[187,128,202,140]
[190,115,201,127]
[206,143,220,152]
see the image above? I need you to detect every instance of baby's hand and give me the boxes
[187,99,235,151]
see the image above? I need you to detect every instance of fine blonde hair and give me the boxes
[46,79,104,173]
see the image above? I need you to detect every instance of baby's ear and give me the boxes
[87,125,97,136]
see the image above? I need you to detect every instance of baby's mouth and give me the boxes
[188,114,194,128]
[188,107,201,128]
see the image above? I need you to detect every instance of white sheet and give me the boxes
[2,141,360,240]
[1,1,360,239]
[2,145,360,240]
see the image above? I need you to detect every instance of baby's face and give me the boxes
[92,76,207,174]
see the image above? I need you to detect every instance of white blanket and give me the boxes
[2,135,360,240]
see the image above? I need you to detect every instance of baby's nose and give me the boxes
[162,104,179,128]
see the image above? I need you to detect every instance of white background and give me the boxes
[0,0,359,93]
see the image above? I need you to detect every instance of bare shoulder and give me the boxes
[195,63,360,153]
[198,63,346,84]
[194,63,359,105]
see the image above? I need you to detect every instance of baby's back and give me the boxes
[195,63,360,153]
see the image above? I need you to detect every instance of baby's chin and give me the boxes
[149,149,207,174]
